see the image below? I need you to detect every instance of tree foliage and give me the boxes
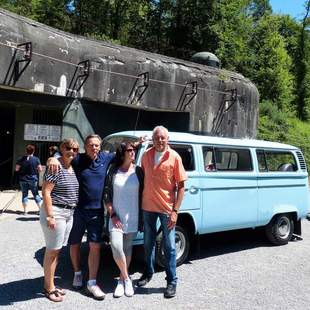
[0,0,310,165]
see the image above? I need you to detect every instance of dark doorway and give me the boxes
[0,107,15,188]
[82,101,190,138]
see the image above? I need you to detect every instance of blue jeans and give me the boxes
[143,210,177,286]
[20,180,41,205]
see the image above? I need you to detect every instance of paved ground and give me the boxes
[1,191,310,309]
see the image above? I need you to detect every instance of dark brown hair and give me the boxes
[114,142,135,167]
[26,144,35,155]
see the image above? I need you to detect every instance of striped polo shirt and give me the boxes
[44,160,79,207]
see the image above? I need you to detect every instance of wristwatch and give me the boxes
[46,215,54,221]
[173,208,178,214]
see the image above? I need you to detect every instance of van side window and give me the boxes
[203,147,216,171]
[256,150,268,172]
[170,144,195,171]
[256,150,297,172]
[203,147,252,171]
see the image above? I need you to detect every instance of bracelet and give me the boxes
[46,215,54,220]
[173,208,178,214]
[110,212,117,219]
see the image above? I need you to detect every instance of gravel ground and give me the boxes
[1,212,310,310]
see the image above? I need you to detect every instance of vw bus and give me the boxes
[102,131,310,266]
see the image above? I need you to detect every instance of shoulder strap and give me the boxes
[135,166,144,185]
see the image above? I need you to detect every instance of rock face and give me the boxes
[0,8,259,138]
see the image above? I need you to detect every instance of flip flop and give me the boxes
[55,286,66,295]
[43,289,64,302]
[43,287,66,296]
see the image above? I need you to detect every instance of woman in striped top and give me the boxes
[40,138,79,302]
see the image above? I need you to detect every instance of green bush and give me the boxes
[257,100,290,142]
[286,118,310,170]
[258,100,310,170]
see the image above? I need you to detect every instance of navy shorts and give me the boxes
[68,208,104,244]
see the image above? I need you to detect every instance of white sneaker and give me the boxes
[72,273,83,289]
[124,278,134,297]
[113,279,124,298]
[87,284,105,300]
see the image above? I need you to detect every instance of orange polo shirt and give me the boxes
[141,146,187,214]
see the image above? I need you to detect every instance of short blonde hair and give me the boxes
[60,138,79,151]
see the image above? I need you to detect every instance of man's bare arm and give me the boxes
[167,181,185,230]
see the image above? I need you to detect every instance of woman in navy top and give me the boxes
[15,144,42,214]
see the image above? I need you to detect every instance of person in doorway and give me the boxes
[47,134,114,300]
[48,145,61,158]
[40,138,79,302]
[103,142,144,298]
[137,126,187,298]
[15,144,43,214]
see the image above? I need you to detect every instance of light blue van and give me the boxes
[102,131,310,266]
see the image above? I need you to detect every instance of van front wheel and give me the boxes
[265,214,294,245]
[155,225,190,267]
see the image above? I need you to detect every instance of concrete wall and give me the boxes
[13,106,33,171]
[0,8,259,139]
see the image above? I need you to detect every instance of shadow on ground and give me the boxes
[0,227,291,305]
[0,277,44,305]
[184,228,271,266]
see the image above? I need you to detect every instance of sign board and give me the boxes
[24,123,62,142]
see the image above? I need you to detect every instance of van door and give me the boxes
[169,144,201,217]
[199,146,258,233]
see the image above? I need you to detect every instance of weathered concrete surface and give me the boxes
[0,8,259,138]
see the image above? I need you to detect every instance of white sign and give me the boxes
[24,123,62,142]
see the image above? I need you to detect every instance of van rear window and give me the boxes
[203,147,252,172]
[256,150,297,172]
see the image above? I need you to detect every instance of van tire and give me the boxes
[265,214,294,245]
[155,225,190,267]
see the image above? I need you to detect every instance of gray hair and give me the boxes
[152,125,169,137]
[84,134,102,145]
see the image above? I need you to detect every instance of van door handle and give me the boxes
[186,186,199,194]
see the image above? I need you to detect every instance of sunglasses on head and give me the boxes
[65,146,79,152]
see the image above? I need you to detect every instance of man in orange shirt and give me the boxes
[137,126,187,298]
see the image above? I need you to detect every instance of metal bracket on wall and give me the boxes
[126,72,149,105]
[211,88,237,135]
[176,81,198,111]
[3,42,32,86]
[66,60,90,97]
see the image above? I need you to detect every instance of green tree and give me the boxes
[0,0,38,19]
[295,0,310,120]
[250,15,294,111]
[34,0,71,32]
[211,0,253,74]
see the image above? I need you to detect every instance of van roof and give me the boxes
[105,131,299,151]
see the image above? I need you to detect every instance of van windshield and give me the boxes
[102,135,140,154]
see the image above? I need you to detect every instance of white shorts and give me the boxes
[40,205,74,250]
